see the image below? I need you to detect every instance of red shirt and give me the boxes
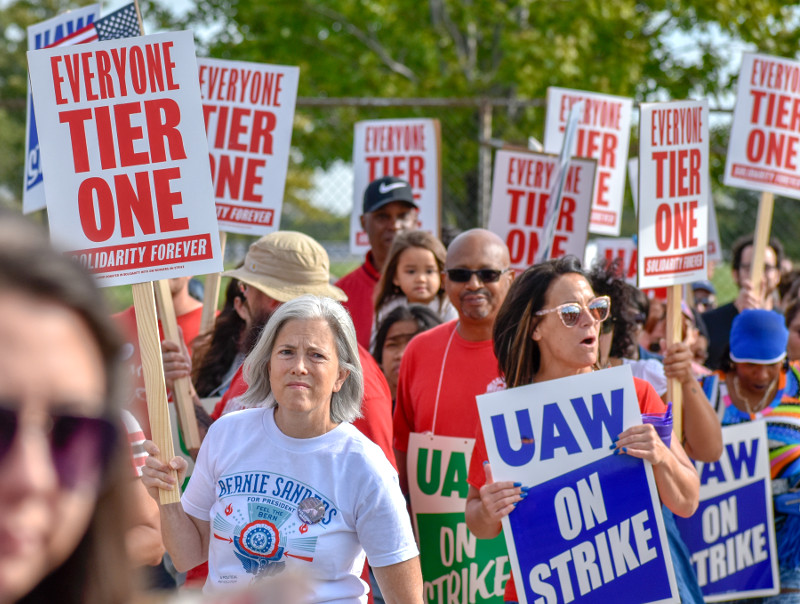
[393,321,505,451]
[336,252,381,350]
[467,377,665,602]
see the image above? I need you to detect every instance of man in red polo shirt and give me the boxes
[337,176,419,349]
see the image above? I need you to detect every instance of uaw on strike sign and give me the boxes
[674,421,779,601]
[724,53,800,199]
[638,100,709,289]
[198,58,299,235]
[544,88,633,236]
[27,31,223,287]
[487,149,595,270]
[351,118,440,253]
[477,366,678,604]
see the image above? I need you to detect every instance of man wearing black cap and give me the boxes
[338,175,419,348]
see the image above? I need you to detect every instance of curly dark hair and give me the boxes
[192,277,247,397]
[494,256,586,388]
[588,258,642,360]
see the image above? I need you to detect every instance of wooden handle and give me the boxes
[750,192,775,301]
[200,231,227,336]
[154,280,201,455]
[666,285,683,442]
[132,282,180,505]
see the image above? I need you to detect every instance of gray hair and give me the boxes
[240,295,363,423]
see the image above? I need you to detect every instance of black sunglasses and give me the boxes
[0,406,118,489]
[445,268,510,283]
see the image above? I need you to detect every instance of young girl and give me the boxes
[372,230,457,346]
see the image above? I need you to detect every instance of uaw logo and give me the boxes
[213,476,331,579]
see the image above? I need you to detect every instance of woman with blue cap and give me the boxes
[705,309,800,601]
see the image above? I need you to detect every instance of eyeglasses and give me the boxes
[445,268,511,283]
[0,406,117,489]
[535,296,611,327]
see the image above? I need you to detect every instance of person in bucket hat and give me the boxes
[161,231,397,593]
[223,231,347,305]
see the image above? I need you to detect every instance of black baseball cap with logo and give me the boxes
[362,176,418,214]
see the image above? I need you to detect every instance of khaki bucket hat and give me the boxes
[222,231,347,302]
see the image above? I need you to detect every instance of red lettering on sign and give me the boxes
[746,129,800,171]
[654,201,699,252]
[652,149,701,199]
[76,168,187,242]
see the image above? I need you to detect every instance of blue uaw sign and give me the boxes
[476,365,677,604]
[24,5,100,214]
[674,421,778,601]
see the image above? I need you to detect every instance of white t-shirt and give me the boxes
[623,357,668,396]
[182,407,418,601]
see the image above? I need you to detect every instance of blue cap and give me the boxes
[730,309,788,364]
[692,280,716,295]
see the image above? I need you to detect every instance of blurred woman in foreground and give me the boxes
[0,210,132,603]
[464,256,699,602]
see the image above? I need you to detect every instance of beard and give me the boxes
[238,307,274,354]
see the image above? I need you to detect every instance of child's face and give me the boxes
[393,246,440,304]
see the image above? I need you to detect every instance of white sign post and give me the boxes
[723,52,800,298]
[351,118,441,253]
[724,53,800,198]
[544,88,633,236]
[638,99,709,439]
[198,57,298,235]
[28,31,223,285]
[476,366,678,604]
[488,149,595,270]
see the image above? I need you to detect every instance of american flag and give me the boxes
[45,3,141,48]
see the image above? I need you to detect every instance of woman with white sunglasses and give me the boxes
[464,256,699,603]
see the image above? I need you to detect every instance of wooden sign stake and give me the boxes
[154,280,201,455]
[132,282,180,504]
[200,231,227,337]
[750,192,775,299]
[666,284,683,442]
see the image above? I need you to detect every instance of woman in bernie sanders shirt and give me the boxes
[143,295,422,603]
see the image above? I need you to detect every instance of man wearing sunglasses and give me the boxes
[393,229,514,492]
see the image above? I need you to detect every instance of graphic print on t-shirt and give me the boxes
[212,470,337,578]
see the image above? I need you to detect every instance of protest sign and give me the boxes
[487,149,595,269]
[197,57,299,235]
[585,237,638,285]
[674,422,778,601]
[631,155,720,264]
[476,365,677,604]
[629,157,639,216]
[408,433,509,603]
[544,88,633,236]
[351,118,440,253]
[24,5,101,214]
[27,31,223,287]
[638,100,709,289]
[724,53,800,199]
